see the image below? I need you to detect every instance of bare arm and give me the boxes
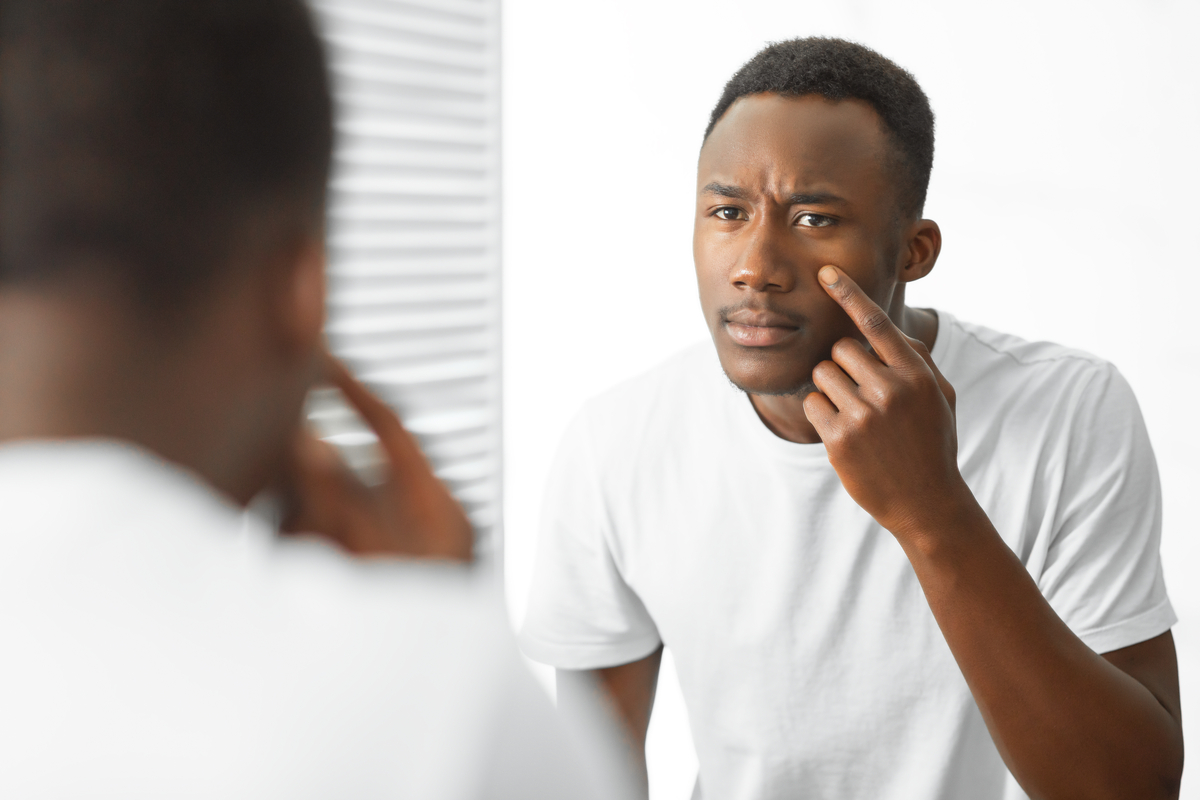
[903,496,1182,798]
[804,266,1183,799]
[557,646,663,798]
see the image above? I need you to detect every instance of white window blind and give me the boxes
[307,0,503,560]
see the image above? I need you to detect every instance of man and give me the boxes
[521,38,1183,800]
[0,1,628,797]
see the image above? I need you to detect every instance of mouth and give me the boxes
[721,309,803,348]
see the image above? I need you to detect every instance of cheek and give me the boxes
[805,233,867,271]
[692,239,727,311]
[841,265,895,310]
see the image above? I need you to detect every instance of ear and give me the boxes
[271,232,327,354]
[896,219,941,284]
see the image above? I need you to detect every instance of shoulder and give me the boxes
[256,534,512,656]
[936,313,1123,406]
[936,313,1145,460]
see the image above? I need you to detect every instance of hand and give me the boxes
[802,266,967,539]
[277,351,474,561]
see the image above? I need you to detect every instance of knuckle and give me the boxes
[878,380,921,414]
[830,337,858,361]
[874,383,899,411]
[861,308,891,334]
[812,360,838,380]
[943,382,957,409]
[847,404,871,428]
[802,391,830,420]
[822,423,847,448]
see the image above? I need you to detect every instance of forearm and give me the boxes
[897,492,1182,799]
[557,649,662,800]
[558,671,649,795]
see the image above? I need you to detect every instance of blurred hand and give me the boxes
[278,352,474,561]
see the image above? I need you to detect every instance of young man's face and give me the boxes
[693,93,908,396]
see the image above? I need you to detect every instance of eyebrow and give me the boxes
[701,182,848,206]
[702,182,751,200]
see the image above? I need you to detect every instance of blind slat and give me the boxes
[328,60,491,94]
[311,0,493,31]
[331,281,493,306]
[332,334,494,363]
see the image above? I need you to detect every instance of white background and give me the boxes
[502,1,1200,797]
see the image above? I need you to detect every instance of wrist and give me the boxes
[885,477,988,556]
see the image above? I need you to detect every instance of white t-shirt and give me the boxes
[0,440,624,800]
[520,311,1176,800]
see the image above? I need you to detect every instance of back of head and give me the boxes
[706,38,935,218]
[0,0,333,315]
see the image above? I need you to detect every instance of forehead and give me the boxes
[698,93,893,200]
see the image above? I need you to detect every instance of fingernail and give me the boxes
[819,266,839,286]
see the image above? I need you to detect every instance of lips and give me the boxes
[722,309,802,347]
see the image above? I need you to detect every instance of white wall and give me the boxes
[503,2,1200,797]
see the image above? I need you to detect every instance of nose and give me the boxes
[729,218,795,293]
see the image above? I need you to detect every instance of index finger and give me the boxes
[818,265,913,366]
[321,351,428,478]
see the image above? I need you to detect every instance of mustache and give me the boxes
[717,304,809,328]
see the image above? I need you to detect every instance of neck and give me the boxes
[0,287,280,504]
[749,295,939,445]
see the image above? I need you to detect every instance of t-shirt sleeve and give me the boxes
[1037,363,1176,654]
[519,409,662,670]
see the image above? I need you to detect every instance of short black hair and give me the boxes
[705,38,935,218]
[0,0,333,311]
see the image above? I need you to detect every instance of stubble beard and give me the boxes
[723,370,818,400]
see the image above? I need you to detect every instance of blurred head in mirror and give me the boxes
[693,39,941,397]
[0,0,333,503]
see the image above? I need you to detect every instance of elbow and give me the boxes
[1142,771,1182,800]
[1102,734,1183,800]
[1112,710,1184,800]
[1051,726,1183,800]
[1153,723,1184,800]
[1156,748,1184,800]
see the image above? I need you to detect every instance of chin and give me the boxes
[716,346,817,397]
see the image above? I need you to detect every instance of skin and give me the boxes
[0,213,472,561]
[560,93,1183,799]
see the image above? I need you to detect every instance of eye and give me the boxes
[715,206,748,221]
[797,213,834,228]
